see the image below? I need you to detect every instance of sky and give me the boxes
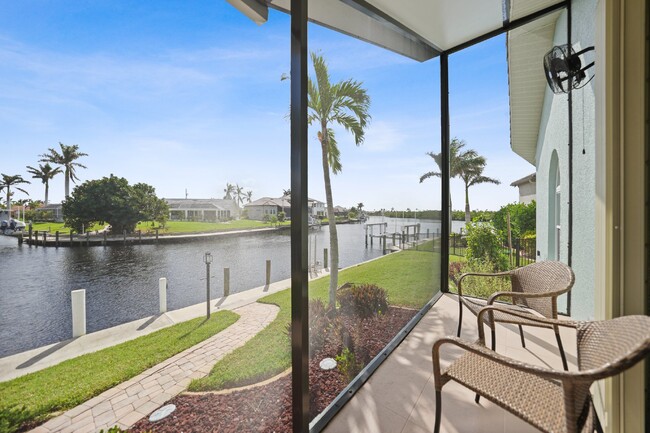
[0,1,535,212]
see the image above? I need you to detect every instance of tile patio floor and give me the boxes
[323,293,577,433]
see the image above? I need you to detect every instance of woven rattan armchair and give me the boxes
[457,260,575,370]
[433,307,650,433]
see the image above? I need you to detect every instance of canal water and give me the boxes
[0,217,461,357]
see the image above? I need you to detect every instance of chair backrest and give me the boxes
[509,261,575,318]
[577,315,650,375]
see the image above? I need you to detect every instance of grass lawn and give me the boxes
[28,222,105,234]
[189,249,439,392]
[137,220,289,234]
[0,311,239,433]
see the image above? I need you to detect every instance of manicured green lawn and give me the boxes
[28,222,105,234]
[189,249,439,392]
[137,220,289,233]
[0,311,239,433]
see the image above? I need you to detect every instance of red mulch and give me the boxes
[129,307,414,433]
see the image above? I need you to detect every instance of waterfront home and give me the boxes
[33,203,64,222]
[165,198,239,222]
[244,195,326,220]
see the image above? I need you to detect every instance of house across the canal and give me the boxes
[244,195,326,221]
[165,198,240,222]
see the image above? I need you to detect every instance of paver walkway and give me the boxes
[29,302,279,433]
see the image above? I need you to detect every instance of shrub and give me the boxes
[337,284,388,318]
[456,259,512,299]
[464,222,508,271]
[448,261,463,286]
[335,347,363,381]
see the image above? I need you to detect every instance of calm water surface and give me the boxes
[0,217,455,357]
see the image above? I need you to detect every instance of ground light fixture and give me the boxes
[204,252,213,318]
[226,0,268,25]
[149,404,176,422]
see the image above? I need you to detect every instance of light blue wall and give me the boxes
[535,0,596,319]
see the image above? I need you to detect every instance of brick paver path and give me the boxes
[29,302,279,433]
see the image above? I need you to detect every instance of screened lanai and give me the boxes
[223,0,637,432]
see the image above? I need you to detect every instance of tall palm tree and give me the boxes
[234,184,245,207]
[40,142,87,197]
[357,202,364,211]
[458,161,500,223]
[246,190,253,203]
[282,188,291,197]
[26,163,62,205]
[420,138,480,218]
[308,52,371,308]
[1,174,30,216]
[223,183,235,200]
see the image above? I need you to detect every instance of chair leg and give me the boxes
[518,325,526,348]
[475,393,481,404]
[457,302,463,338]
[491,328,496,351]
[555,328,569,371]
[434,390,442,433]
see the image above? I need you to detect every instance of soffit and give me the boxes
[268,0,565,61]
[507,11,561,164]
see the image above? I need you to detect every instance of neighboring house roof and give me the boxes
[245,197,290,208]
[507,12,561,165]
[334,206,347,213]
[510,173,537,187]
[246,196,325,208]
[165,198,238,213]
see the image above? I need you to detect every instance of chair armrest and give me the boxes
[432,336,576,386]
[477,305,578,339]
[457,271,511,297]
[487,289,567,305]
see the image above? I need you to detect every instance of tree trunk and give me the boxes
[45,182,49,205]
[464,184,471,223]
[65,168,70,198]
[321,134,339,310]
[6,189,10,217]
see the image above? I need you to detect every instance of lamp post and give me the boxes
[204,252,213,318]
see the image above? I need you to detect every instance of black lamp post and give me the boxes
[204,252,213,318]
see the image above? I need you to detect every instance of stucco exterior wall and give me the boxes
[535,0,596,320]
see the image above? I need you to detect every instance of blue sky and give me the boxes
[0,1,534,211]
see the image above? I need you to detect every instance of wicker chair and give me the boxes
[433,307,650,433]
[456,260,575,370]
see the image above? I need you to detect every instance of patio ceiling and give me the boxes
[267,0,567,61]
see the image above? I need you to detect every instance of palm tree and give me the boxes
[246,190,253,203]
[357,202,364,211]
[1,174,30,217]
[223,183,235,200]
[26,163,62,205]
[458,160,500,223]
[234,184,245,207]
[420,138,480,218]
[282,188,291,197]
[40,142,87,198]
[308,52,371,308]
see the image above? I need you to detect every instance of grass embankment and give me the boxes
[0,311,239,433]
[189,248,439,392]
